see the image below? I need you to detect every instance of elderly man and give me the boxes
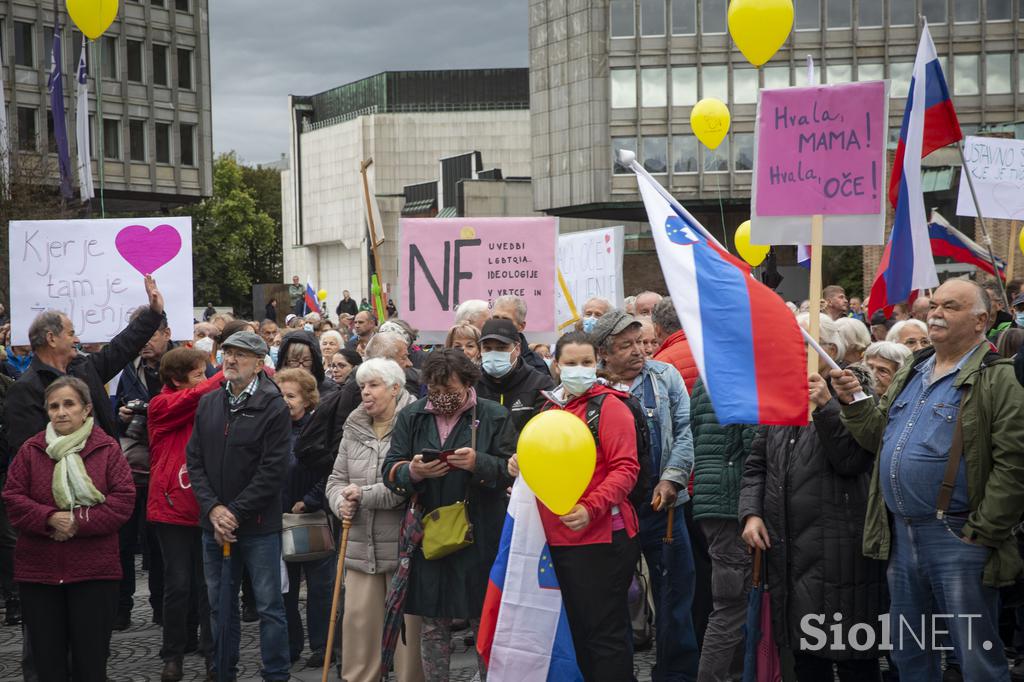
[833,279,1024,682]
[823,285,848,321]
[578,296,613,333]
[592,310,699,680]
[335,289,358,318]
[887,319,930,353]
[259,319,279,349]
[634,291,663,317]
[346,310,377,353]
[490,295,549,375]
[187,331,292,682]
[287,276,303,310]
[454,299,491,331]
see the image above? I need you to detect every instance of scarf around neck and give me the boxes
[45,417,106,510]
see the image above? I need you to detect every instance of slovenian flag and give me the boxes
[869,23,962,317]
[303,281,318,314]
[928,210,1005,280]
[626,153,808,425]
[477,479,582,682]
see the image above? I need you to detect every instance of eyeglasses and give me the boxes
[285,358,314,368]
[223,349,258,361]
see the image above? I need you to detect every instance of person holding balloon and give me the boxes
[509,331,641,682]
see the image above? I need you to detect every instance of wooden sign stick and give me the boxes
[807,214,824,419]
[1007,221,1018,283]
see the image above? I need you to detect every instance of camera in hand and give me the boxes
[123,399,149,441]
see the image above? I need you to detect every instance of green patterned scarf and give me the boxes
[45,417,105,510]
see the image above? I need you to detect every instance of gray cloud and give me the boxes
[209,1,529,165]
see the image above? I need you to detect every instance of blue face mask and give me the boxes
[303,323,314,333]
[1016,313,1024,328]
[215,349,223,365]
[482,350,514,378]
[560,365,597,396]
[582,316,598,334]
[269,346,280,364]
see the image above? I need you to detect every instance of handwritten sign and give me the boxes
[556,227,624,331]
[399,217,558,341]
[956,136,1024,221]
[9,218,194,345]
[750,81,888,246]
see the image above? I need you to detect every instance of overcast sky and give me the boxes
[208,2,529,165]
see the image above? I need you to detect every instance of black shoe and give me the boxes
[241,603,258,623]
[305,650,325,668]
[112,611,131,631]
[2,599,21,626]
[160,659,183,682]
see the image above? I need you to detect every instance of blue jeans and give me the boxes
[888,515,1009,682]
[284,555,336,659]
[638,504,700,682]
[202,531,290,681]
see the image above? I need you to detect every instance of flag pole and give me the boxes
[1007,221,1018,282]
[958,141,1009,310]
[92,39,105,217]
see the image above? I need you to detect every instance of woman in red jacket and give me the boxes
[3,375,135,682]
[509,331,640,682]
[146,347,224,682]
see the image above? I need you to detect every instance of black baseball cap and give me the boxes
[480,318,519,345]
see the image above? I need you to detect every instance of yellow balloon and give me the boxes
[1018,226,1024,258]
[690,99,731,150]
[728,0,794,68]
[735,220,770,267]
[517,410,596,516]
[317,289,328,302]
[66,0,120,40]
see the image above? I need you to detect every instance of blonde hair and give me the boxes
[274,368,320,409]
[445,322,481,348]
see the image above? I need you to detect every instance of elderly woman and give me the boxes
[740,314,887,682]
[887,318,930,353]
[328,349,363,386]
[319,330,343,362]
[3,376,135,682]
[444,322,481,364]
[382,350,516,681]
[834,316,871,364]
[862,341,913,398]
[637,316,659,358]
[325,359,424,682]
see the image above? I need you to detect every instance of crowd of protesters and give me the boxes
[1,273,1024,682]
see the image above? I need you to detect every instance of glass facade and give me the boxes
[985,53,1011,94]
[611,0,635,37]
[672,67,697,106]
[611,69,637,108]
[641,68,667,107]
[642,136,668,173]
[671,0,696,34]
[701,65,728,101]
[672,134,698,173]
[733,69,758,104]
[612,137,637,174]
[954,54,979,95]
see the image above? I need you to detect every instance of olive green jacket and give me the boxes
[841,343,1024,587]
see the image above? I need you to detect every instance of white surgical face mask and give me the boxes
[482,350,514,378]
[194,337,214,354]
[560,365,597,396]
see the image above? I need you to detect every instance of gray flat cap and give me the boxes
[221,331,268,357]
[589,309,641,346]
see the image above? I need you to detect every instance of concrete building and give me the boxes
[529,0,1024,295]
[280,69,532,308]
[3,0,213,209]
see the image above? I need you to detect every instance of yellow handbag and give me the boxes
[420,405,477,560]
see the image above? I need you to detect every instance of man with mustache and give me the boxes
[833,279,1024,682]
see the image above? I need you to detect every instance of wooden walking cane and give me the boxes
[322,518,353,682]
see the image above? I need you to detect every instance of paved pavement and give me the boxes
[0,558,656,681]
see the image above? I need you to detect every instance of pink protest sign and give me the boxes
[755,81,887,217]
[399,217,558,336]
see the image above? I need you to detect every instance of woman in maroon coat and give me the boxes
[2,375,135,682]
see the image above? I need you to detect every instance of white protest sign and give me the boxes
[9,218,193,345]
[956,136,1024,221]
[555,226,624,330]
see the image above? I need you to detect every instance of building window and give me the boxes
[43,27,55,70]
[826,64,852,83]
[102,119,120,159]
[702,0,727,33]
[17,107,36,150]
[953,54,979,95]
[155,122,171,163]
[922,0,947,23]
[985,53,1011,94]
[672,134,698,173]
[14,22,33,67]
[611,69,637,108]
[641,68,667,107]
[127,40,144,83]
[152,45,169,86]
[701,64,728,101]
[704,138,730,172]
[640,0,665,36]
[671,0,695,34]
[177,48,193,89]
[889,62,913,97]
[858,0,883,26]
[795,0,821,29]
[826,0,851,28]
[733,133,754,171]
[642,136,668,173]
[672,66,697,106]
[102,37,117,79]
[129,119,146,161]
[179,123,196,166]
[858,62,884,81]
[175,0,189,10]
[733,69,758,104]
[71,31,88,71]
[612,136,637,174]
[610,0,635,38]
[763,66,790,89]
[890,1,915,25]
[46,110,58,153]
[987,0,1011,20]
[150,0,166,6]
[955,0,979,21]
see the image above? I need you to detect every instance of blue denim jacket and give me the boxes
[628,359,694,506]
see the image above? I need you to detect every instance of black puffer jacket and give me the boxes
[476,359,554,434]
[738,394,888,659]
[275,330,338,397]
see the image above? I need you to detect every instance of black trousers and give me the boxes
[550,529,640,682]
[154,523,211,662]
[19,580,118,682]
[684,500,712,649]
[118,485,163,616]
[792,652,881,682]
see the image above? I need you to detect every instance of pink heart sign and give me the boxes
[115,224,182,275]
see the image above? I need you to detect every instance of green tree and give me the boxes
[823,246,864,299]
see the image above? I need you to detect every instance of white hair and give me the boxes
[365,332,407,360]
[378,321,411,344]
[583,296,614,312]
[304,312,322,324]
[356,358,406,389]
[493,295,528,326]
[886,319,928,344]
[454,299,490,326]
[796,313,846,360]
[863,341,913,369]
[319,330,342,346]
[834,317,871,356]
